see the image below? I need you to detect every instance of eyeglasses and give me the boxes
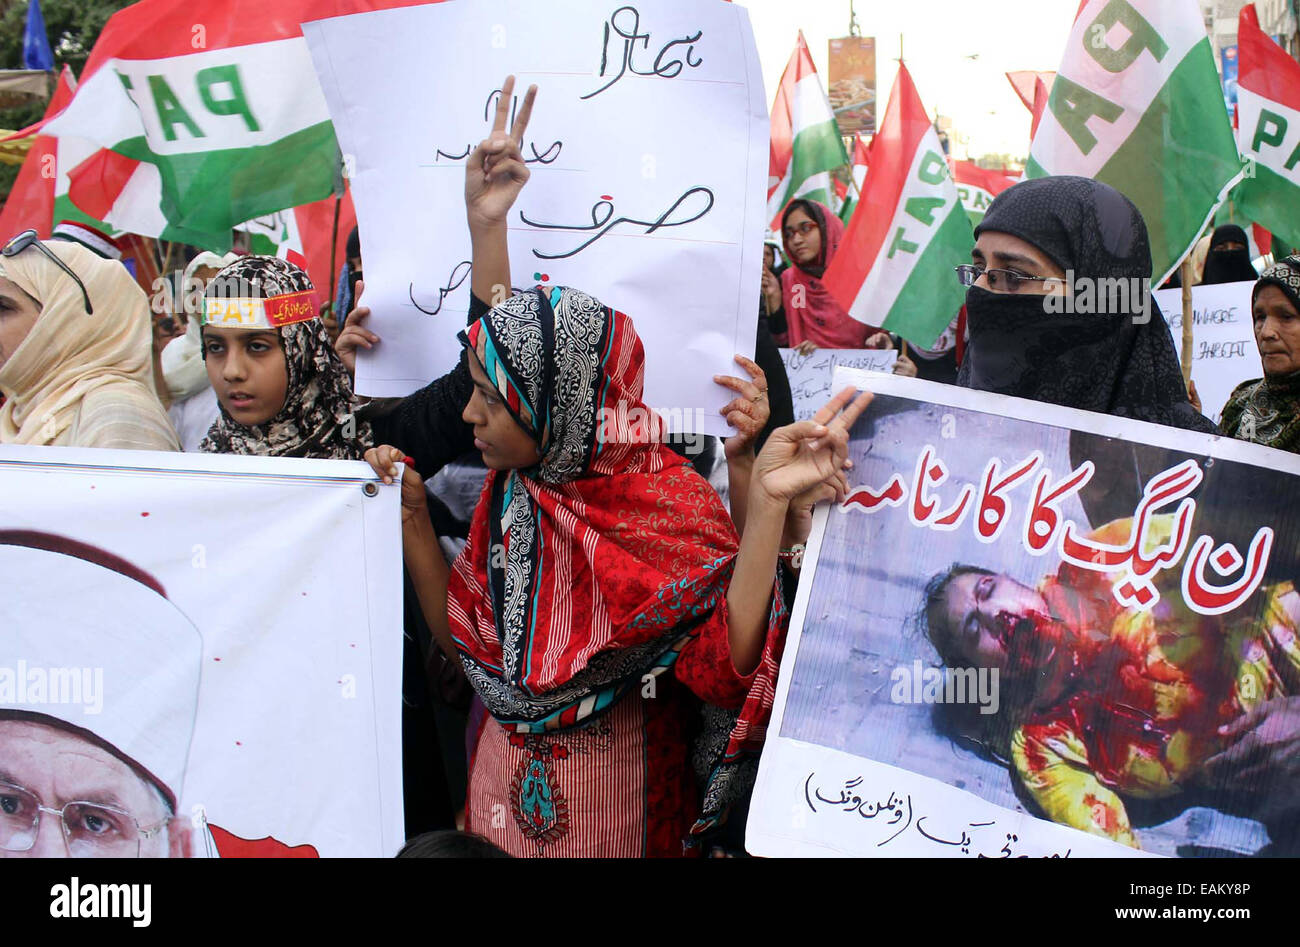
[0,779,167,857]
[954,264,1060,294]
[783,221,818,240]
[2,230,94,315]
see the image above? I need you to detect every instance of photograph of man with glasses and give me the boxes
[0,530,201,858]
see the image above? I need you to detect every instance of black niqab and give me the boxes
[957,175,1216,435]
[1199,224,1259,285]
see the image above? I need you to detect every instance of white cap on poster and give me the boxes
[0,536,203,807]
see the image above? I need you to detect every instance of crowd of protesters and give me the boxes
[2,75,1299,858]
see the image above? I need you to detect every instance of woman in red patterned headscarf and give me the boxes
[367,283,868,857]
[776,199,876,350]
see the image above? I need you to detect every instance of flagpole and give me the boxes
[327,149,346,318]
[1180,259,1194,387]
[327,193,342,317]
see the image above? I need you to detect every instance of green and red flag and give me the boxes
[767,31,850,228]
[949,159,1016,227]
[1233,3,1300,254]
[1026,0,1244,284]
[824,64,973,347]
[41,0,424,251]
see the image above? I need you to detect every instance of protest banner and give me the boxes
[304,0,769,437]
[1153,280,1260,424]
[749,370,1300,858]
[779,346,897,421]
[0,445,404,858]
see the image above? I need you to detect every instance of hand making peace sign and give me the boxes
[465,75,538,228]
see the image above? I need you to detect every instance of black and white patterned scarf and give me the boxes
[198,256,372,459]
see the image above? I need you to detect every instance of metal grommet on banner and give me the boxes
[362,482,379,497]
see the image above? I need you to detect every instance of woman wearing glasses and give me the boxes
[0,233,179,450]
[953,175,1214,435]
[775,200,877,352]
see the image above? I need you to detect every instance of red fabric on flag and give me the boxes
[295,186,356,302]
[1006,70,1055,139]
[1254,223,1273,255]
[0,67,76,240]
[1239,3,1300,113]
[66,148,141,222]
[949,159,1016,197]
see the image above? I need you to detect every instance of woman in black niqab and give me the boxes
[1199,224,1259,285]
[956,175,1217,435]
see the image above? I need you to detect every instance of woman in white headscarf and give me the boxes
[162,251,237,451]
[0,235,178,450]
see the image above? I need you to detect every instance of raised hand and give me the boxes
[335,279,379,377]
[717,354,771,460]
[751,386,873,505]
[465,75,538,228]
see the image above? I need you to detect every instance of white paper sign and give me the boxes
[303,0,769,436]
[0,446,404,858]
[1154,280,1261,424]
[779,347,898,421]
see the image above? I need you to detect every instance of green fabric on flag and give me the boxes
[111,121,337,252]
[880,201,972,346]
[1029,40,1241,283]
[1232,166,1300,255]
[774,122,848,212]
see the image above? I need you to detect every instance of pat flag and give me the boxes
[949,159,1016,227]
[767,31,849,228]
[1026,0,1244,285]
[1233,3,1300,254]
[824,64,973,349]
[40,0,423,251]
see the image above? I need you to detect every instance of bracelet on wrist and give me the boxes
[778,543,805,570]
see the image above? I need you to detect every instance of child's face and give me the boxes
[461,353,542,471]
[203,326,289,427]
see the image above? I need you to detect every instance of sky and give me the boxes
[742,0,1082,159]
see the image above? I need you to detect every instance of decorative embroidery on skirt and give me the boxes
[508,734,571,846]
[505,716,616,847]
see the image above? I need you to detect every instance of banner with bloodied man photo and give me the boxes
[748,371,1300,858]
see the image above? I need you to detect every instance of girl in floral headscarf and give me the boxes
[197,255,372,459]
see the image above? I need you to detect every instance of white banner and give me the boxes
[1154,280,1260,424]
[303,0,770,436]
[779,346,897,421]
[0,446,404,858]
